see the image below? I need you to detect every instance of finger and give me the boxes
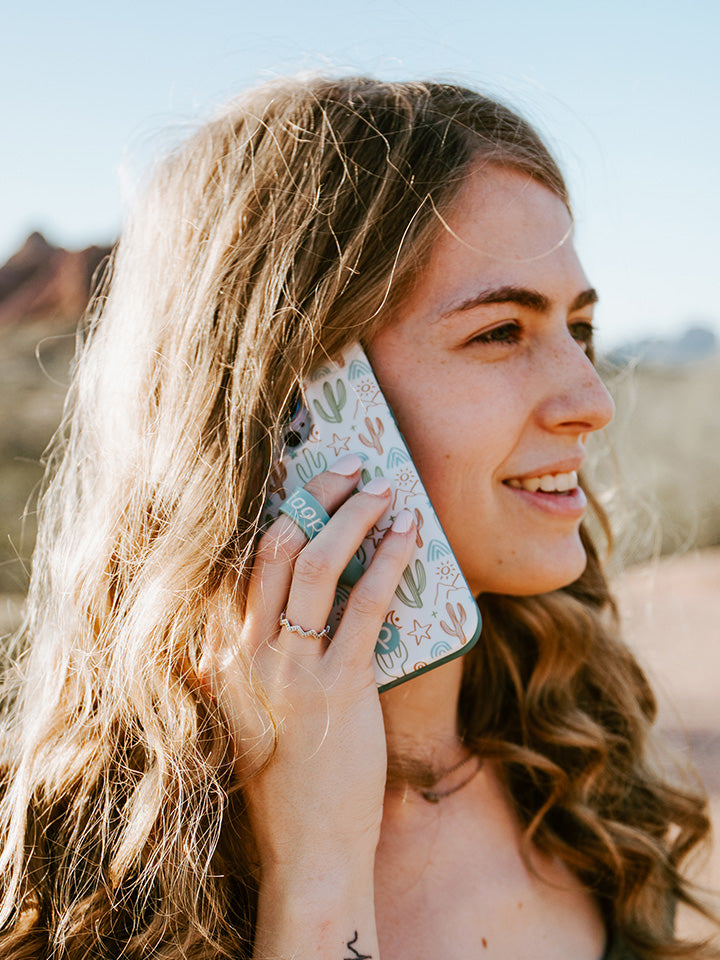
[281,478,394,655]
[328,509,416,672]
[245,454,362,642]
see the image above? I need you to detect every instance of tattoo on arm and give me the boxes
[344,930,372,960]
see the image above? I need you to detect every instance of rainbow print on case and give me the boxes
[263,343,482,691]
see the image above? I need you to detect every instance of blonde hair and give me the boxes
[0,76,714,958]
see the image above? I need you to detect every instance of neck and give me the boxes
[381,656,467,787]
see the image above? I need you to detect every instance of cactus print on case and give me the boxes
[264,342,482,691]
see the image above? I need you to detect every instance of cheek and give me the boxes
[389,388,504,530]
[368,329,523,519]
[396,383,513,475]
[372,367,509,505]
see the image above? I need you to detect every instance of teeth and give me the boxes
[554,472,576,492]
[506,470,578,493]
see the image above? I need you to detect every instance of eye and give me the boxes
[568,319,595,354]
[468,321,522,346]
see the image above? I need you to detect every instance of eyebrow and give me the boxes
[440,285,599,318]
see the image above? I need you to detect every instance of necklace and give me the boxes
[417,752,483,804]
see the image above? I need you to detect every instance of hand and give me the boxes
[203,458,416,876]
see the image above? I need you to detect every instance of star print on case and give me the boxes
[408,619,433,646]
[326,433,351,456]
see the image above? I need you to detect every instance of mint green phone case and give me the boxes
[263,343,482,691]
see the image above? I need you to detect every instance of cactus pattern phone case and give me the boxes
[263,342,482,691]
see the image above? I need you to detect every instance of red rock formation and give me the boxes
[0,232,112,327]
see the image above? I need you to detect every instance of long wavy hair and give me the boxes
[0,76,715,959]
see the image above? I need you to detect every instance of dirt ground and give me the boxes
[613,547,720,938]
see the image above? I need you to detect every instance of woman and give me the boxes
[0,76,715,959]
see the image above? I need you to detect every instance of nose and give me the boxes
[535,336,614,436]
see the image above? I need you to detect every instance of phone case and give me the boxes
[263,342,482,691]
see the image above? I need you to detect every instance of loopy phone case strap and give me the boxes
[279,487,365,586]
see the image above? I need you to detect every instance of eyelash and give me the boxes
[469,320,595,352]
[469,322,522,346]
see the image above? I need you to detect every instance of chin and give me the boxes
[468,539,588,598]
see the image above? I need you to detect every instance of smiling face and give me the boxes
[367,165,614,596]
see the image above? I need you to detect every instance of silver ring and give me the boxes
[279,611,331,641]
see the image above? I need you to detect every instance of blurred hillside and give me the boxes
[0,233,719,592]
[0,233,111,594]
[605,325,718,367]
[0,232,110,327]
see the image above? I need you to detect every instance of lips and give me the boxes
[503,469,587,520]
[505,470,578,494]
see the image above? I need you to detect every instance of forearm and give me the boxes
[253,865,379,960]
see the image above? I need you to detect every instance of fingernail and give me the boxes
[391,509,414,533]
[328,453,362,476]
[363,477,392,497]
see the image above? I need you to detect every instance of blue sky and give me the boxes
[3,0,718,347]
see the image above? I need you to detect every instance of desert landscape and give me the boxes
[0,233,718,939]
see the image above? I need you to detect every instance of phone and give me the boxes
[263,342,482,691]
